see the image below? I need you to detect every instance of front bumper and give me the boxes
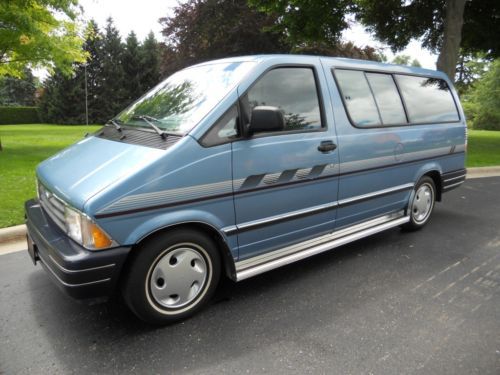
[25,199,131,301]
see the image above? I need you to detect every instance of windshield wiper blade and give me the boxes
[132,115,168,139]
[106,119,122,132]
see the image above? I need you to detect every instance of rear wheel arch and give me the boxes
[423,170,442,202]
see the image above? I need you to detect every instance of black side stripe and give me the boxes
[441,168,466,191]
[441,168,467,181]
[95,152,465,219]
[339,152,464,178]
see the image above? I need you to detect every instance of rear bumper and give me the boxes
[25,199,131,301]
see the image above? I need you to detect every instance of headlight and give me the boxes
[64,206,113,250]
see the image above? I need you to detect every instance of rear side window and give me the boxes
[242,67,322,132]
[395,75,459,123]
[334,69,381,127]
[365,73,407,125]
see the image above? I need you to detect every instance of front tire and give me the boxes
[403,176,436,231]
[122,229,221,325]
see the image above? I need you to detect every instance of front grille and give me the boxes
[38,181,66,232]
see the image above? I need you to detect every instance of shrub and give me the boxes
[464,59,500,131]
[0,106,40,125]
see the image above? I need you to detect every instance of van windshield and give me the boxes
[114,61,256,135]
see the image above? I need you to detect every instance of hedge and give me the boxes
[0,106,40,125]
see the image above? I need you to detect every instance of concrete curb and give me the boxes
[0,224,26,244]
[1,166,500,250]
[0,224,27,256]
[465,166,500,179]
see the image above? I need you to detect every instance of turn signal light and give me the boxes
[89,223,113,249]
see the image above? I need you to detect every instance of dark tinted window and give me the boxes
[395,75,459,123]
[200,105,238,147]
[334,69,381,126]
[366,73,407,125]
[243,68,322,132]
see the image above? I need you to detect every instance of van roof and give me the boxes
[190,54,446,80]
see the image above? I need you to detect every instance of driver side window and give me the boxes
[242,67,323,132]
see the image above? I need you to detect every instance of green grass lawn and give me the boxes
[0,125,499,228]
[0,124,100,228]
[467,130,500,167]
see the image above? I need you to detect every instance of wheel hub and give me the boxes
[149,247,207,309]
[412,184,433,223]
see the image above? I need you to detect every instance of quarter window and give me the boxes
[334,69,381,126]
[200,105,239,147]
[395,75,459,123]
[242,68,322,132]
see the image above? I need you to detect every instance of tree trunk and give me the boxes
[436,0,467,80]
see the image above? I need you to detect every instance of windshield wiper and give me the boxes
[132,115,168,139]
[106,119,122,132]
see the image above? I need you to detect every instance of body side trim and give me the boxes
[94,152,463,219]
[443,180,465,191]
[337,183,413,206]
[223,183,413,235]
[235,211,409,281]
[443,174,466,183]
[223,201,338,235]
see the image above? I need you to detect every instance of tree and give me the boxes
[139,32,161,93]
[160,0,288,76]
[0,68,37,106]
[122,31,143,104]
[38,69,86,124]
[0,0,85,77]
[81,20,106,123]
[250,0,354,46]
[252,0,499,80]
[294,41,382,61]
[39,20,103,124]
[392,55,421,67]
[39,19,163,124]
[99,18,126,120]
[355,0,500,79]
[462,59,500,130]
[455,52,491,95]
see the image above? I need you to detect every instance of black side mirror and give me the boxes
[247,106,285,135]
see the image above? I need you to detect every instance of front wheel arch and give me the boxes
[128,222,236,281]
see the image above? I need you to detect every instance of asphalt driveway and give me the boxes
[1,177,499,374]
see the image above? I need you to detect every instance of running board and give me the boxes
[235,212,410,281]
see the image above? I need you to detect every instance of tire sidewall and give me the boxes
[408,176,436,229]
[123,229,221,325]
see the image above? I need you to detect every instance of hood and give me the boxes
[37,136,165,211]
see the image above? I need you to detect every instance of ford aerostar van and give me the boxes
[25,55,466,324]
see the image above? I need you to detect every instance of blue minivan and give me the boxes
[26,55,466,324]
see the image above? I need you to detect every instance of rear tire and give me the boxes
[122,229,221,325]
[403,176,436,231]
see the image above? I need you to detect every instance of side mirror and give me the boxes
[247,106,285,135]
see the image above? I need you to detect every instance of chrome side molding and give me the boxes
[224,183,413,235]
[235,211,409,281]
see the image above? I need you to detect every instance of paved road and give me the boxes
[1,177,499,374]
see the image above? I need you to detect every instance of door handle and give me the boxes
[318,140,337,153]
